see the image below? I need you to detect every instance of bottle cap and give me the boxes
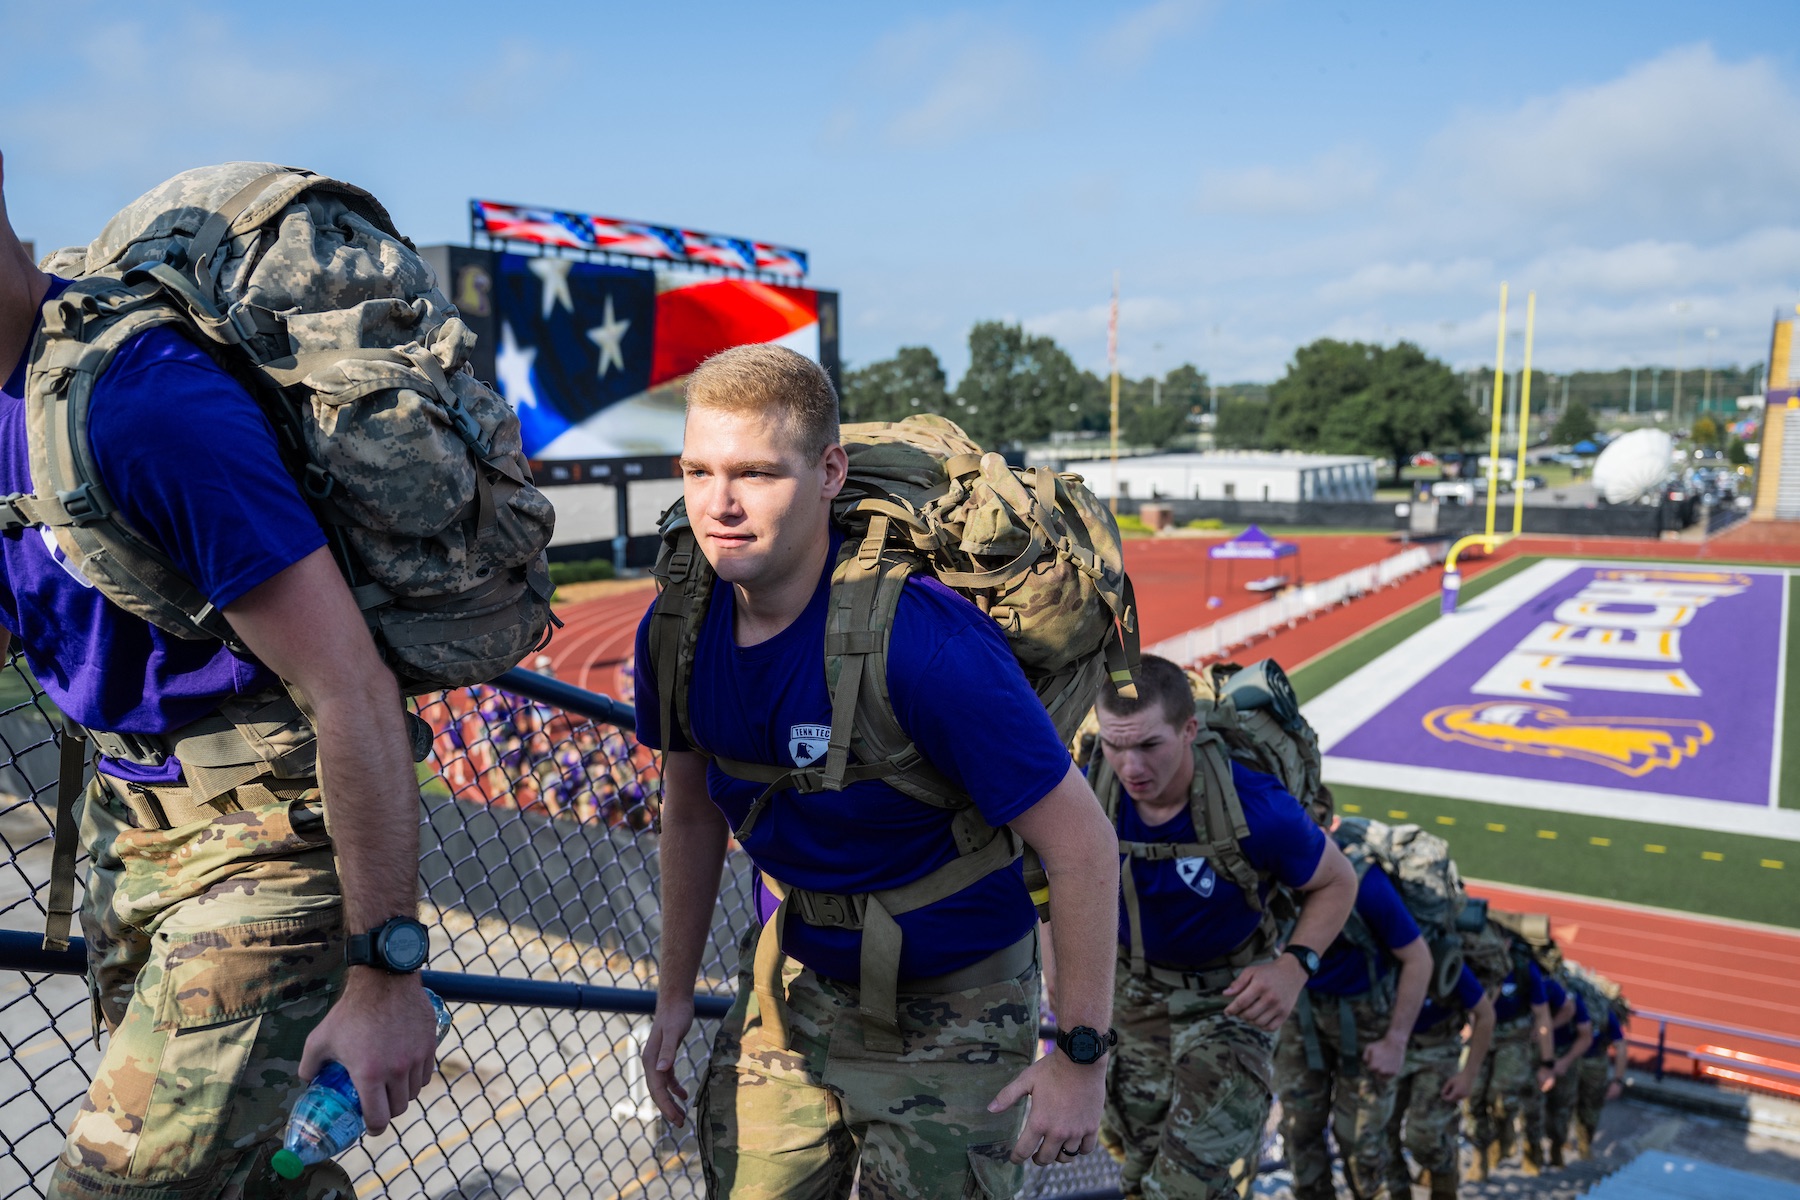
[271,1149,305,1180]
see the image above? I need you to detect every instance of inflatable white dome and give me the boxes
[1591,429,1674,505]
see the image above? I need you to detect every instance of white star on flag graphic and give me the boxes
[587,295,630,378]
[527,256,575,319]
[494,320,538,409]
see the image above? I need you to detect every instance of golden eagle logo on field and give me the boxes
[1422,702,1712,777]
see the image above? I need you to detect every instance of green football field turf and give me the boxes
[1294,554,1799,929]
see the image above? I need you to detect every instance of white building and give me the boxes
[1078,452,1380,503]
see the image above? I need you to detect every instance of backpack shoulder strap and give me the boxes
[646,521,713,762]
[10,280,239,643]
[1189,735,1264,911]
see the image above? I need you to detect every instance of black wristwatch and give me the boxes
[347,916,430,974]
[1283,944,1321,978]
[1055,1025,1118,1065]
[1539,1057,1557,1070]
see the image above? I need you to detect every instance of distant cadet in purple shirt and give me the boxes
[1466,949,1559,1181]
[0,156,437,1199]
[1385,963,1495,1198]
[1274,853,1434,1200]
[1542,975,1596,1167]
[633,345,1124,1198]
[1575,999,1629,1158]
[1086,654,1356,1200]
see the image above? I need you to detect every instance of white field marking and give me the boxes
[1302,558,1583,752]
[1771,572,1791,811]
[1460,875,1800,940]
[1323,757,1800,842]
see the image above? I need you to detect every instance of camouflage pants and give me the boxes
[1384,1029,1464,1193]
[49,776,349,1200]
[1465,1020,1542,1157]
[696,929,1039,1200]
[1574,1057,1613,1140]
[1274,991,1399,1200]
[1544,1061,1581,1150]
[1101,971,1274,1200]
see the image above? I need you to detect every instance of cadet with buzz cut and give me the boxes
[1465,951,1556,1182]
[1384,964,1495,1199]
[636,345,1125,1199]
[1082,654,1356,1200]
[1540,973,1596,1170]
[1573,997,1628,1158]
[1274,832,1435,1200]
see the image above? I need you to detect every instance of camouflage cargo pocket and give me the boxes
[964,1141,1023,1200]
[131,914,341,1180]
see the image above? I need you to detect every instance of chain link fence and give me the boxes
[0,655,1121,1199]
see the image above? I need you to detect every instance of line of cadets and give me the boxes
[1079,653,1632,1200]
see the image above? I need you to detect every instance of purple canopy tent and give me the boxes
[1206,525,1301,596]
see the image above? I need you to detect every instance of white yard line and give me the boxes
[1302,559,1582,752]
[1324,756,1800,842]
[1771,572,1791,811]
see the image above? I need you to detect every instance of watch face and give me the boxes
[1069,1030,1100,1062]
[380,921,428,971]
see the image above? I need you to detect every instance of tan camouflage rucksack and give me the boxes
[14,163,556,692]
[647,413,1138,1052]
[1332,817,1470,1001]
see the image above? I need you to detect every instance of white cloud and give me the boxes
[1096,0,1214,69]
[1314,258,1492,304]
[1195,146,1381,216]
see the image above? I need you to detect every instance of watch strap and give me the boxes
[346,931,373,968]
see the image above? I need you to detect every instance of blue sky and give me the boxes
[5,0,1797,383]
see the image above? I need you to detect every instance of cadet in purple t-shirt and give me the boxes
[634,345,1123,1196]
[1542,975,1596,1167]
[1467,951,1559,1180]
[1275,854,1434,1200]
[1084,653,1356,1200]
[1386,963,1495,1196]
[0,158,437,1199]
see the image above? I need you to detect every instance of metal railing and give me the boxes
[1630,1007,1800,1094]
[0,656,1121,1199]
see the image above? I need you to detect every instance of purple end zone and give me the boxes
[1330,565,1787,805]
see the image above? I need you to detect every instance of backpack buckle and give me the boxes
[666,549,693,582]
[57,484,103,526]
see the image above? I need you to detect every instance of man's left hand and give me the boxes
[1441,1069,1476,1103]
[990,1051,1106,1165]
[1362,1031,1407,1079]
[1606,1079,1624,1101]
[1223,955,1306,1031]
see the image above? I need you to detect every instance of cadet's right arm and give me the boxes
[1445,992,1496,1102]
[644,749,728,1127]
[1532,1001,1556,1091]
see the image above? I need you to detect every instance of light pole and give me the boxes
[1672,300,1690,432]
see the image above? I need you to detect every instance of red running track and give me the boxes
[1468,881,1800,1081]
[543,581,657,698]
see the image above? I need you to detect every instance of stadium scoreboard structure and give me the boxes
[423,201,840,562]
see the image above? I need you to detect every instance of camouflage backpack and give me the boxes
[1561,961,1631,1033]
[647,413,1138,1052]
[16,163,557,691]
[1332,817,1470,1002]
[16,164,556,951]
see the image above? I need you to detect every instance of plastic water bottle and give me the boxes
[270,989,452,1181]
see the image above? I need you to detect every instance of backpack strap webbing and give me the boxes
[754,823,1024,1054]
[1096,735,1275,982]
[42,719,89,953]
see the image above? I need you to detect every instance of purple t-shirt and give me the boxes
[1547,977,1593,1052]
[1308,864,1423,996]
[633,544,1074,984]
[1493,960,1549,1024]
[1111,762,1324,969]
[1414,964,1485,1032]
[0,280,326,779]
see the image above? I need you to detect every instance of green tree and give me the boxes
[841,346,948,424]
[1214,397,1269,448]
[1315,342,1476,483]
[1728,436,1750,466]
[1690,414,1720,448]
[1118,366,1205,448]
[1550,399,1598,446]
[1266,339,1379,450]
[954,322,1096,447]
